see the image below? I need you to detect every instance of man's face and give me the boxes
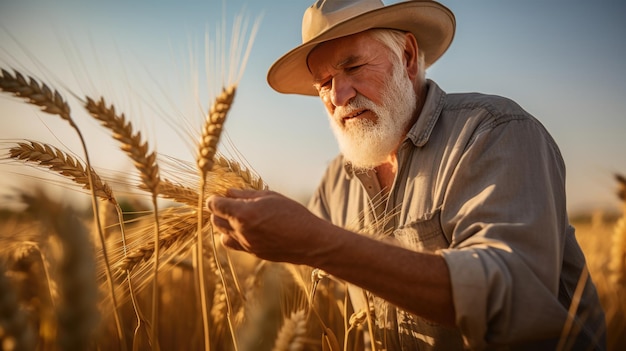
[307,31,418,170]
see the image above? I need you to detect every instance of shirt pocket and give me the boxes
[392,208,450,252]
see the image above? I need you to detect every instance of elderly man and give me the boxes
[207,0,606,349]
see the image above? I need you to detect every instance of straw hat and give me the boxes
[267,0,456,96]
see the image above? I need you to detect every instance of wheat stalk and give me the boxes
[362,290,377,351]
[345,309,367,349]
[108,201,149,351]
[84,96,163,348]
[9,141,116,204]
[195,84,239,351]
[557,266,590,351]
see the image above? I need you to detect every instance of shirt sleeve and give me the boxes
[438,116,571,348]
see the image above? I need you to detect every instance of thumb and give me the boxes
[205,189,270,216]
[205,194,238,218]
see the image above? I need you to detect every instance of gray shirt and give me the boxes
[307,80,606,350]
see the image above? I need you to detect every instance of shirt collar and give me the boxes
[406,79,447,147]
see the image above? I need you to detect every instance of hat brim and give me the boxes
[267,1,456,96]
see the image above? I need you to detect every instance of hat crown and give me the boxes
[269,0,455,96]
[302,0,384,42]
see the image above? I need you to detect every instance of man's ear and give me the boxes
[403,32,419,81]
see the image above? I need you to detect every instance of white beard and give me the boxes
[327,60,417,171]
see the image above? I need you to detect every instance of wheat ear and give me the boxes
[0,68,71,122]
[152,164,261,206]
[306,268,341,351]
[150,178,199,207]
[272,309,308,351]
[1,68,125,349]
[197,86,235,173]
[85,97,160,194]
[9,141,116,204]
[151,156,267,207]
[214,155,267,192]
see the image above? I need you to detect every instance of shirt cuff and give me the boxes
[440,248,488,349]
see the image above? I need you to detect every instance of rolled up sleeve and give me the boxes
[439,116,571,348]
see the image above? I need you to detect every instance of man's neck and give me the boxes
[375,156,398,192]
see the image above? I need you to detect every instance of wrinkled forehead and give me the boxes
[306,30,381,72]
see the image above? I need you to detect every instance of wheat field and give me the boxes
[0,15,625,351]
[0,17,355,351]
[0,67,349,351]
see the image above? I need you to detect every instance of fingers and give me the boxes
[210,212,233,233]
[209,211,246,252]
[205,194,232,218]
[206,195,247,253]
[221,232,245,251]
[225,188,270,199]
[206,189,267,215]
[205,188,275,256]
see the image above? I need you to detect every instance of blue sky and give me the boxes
[1,0,625,214]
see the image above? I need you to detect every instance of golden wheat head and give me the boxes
[0,68,72,122]
[84,96,160,194]
[197,85,236,174]
[9,141,116,204]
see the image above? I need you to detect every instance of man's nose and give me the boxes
[330,76,356,107]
